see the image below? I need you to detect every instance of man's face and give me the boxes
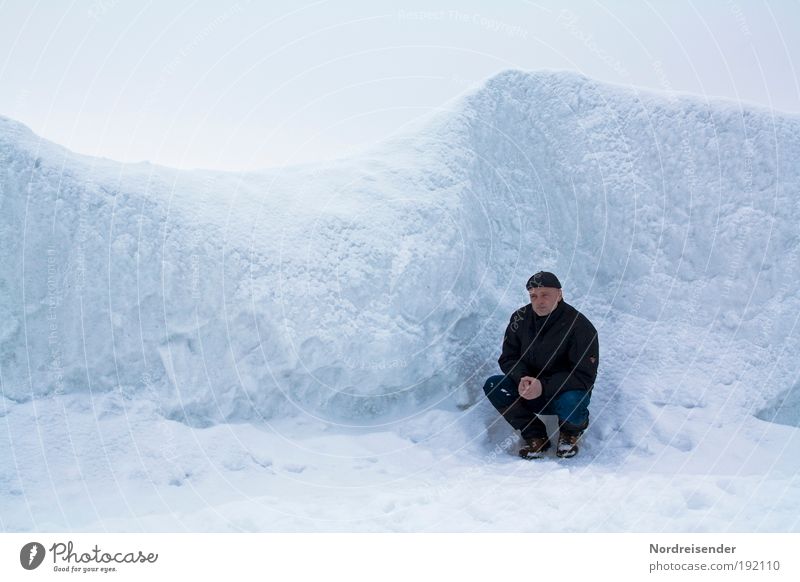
[528,287,562,316]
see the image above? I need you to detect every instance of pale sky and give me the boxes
[2,0,798,171]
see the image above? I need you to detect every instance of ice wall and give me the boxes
[1,70,798,429]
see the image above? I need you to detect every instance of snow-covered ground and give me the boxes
[2,393,798,532]
[1,70,799,531]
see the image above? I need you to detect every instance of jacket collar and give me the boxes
[529,300,566,335]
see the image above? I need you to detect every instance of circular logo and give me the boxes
[20,542,46,570]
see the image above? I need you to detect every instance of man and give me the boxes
[483,271,599,459]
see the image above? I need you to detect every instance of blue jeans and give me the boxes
[482,374,591,439]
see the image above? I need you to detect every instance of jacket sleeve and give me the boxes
[497,310,531,386]
[540,317,599,399]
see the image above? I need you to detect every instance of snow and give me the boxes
[1,69,799,531]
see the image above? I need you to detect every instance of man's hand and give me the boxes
[518,376,542,400]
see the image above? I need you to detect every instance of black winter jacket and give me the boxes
[498,300,599,399]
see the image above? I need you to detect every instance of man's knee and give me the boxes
[483,374,518,409]
[556,389,590,409]
[553,389,591,429]
[482,374,509,396]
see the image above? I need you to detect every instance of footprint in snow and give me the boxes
[683,490,715,510]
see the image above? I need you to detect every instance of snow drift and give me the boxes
[3,70,800,533]
[1,70,799,439]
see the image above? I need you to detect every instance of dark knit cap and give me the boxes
[526,271,562,289]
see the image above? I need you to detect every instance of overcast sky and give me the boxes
[2,0,798,171]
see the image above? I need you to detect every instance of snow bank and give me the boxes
[1,70,799,436]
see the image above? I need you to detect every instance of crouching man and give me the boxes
[483,271,599,459]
